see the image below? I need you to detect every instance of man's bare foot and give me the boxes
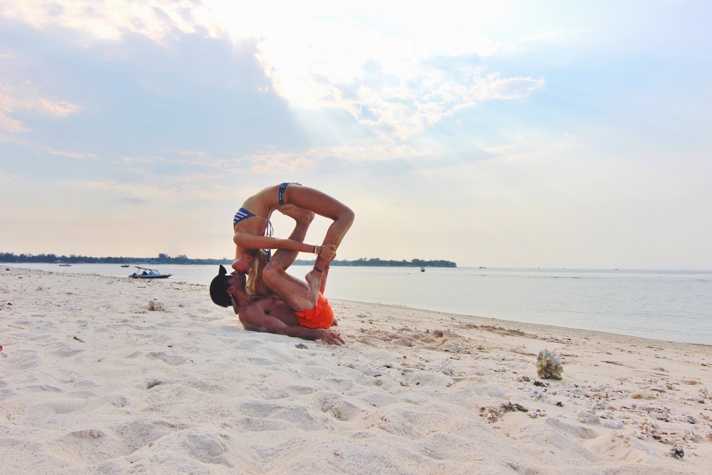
[279,204,315,224]
[305,268,322,302]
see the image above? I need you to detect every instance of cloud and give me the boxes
[0,0,208,41]
[120,155,165,164]
[0,82,81,134]
[118,197,149,205]
[2,1,548,145]
[246,9,546,141]
[0,109,26,134]
[309,68,544,141]
[247,151,316,174]
[49,149,96,159]
[499,29,566,55]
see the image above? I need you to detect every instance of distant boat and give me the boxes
[129,266,172,279]
[420,267,425,272]
[58,262,72,267]
[120,264,130,268]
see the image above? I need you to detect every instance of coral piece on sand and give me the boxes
[536,349,563,380]
[148,300,165,311]
[480,402,529,423]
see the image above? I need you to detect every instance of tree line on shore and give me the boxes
[0,252,456,268]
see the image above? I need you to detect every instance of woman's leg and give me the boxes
[284,185,355,271]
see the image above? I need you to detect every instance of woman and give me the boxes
[231,183,354,292]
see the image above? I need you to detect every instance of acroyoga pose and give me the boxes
[211,204,345,344]
[230,182,354,301]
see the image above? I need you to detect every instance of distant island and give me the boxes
[0,252,456,268]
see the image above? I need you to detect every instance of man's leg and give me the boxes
[262,206,320,312]
[269,205,313,270]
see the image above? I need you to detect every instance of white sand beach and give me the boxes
[1,266,710,474]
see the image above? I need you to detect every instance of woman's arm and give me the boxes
[233,232,319,253]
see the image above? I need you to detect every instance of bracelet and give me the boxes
[313,245,318,255]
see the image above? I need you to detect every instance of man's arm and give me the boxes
[239,306,344,345]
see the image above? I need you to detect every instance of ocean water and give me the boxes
[6,263,711,345]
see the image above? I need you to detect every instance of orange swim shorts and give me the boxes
[294,293,334,329]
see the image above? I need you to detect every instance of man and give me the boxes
[210,267,344,345]
[210,205,344,345]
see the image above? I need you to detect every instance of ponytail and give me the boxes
[246,249,273,298]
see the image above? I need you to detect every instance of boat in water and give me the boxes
[129,266,172,279]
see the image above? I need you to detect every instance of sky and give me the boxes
[1,0,711,269]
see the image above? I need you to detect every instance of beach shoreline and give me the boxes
[2,267,710,473]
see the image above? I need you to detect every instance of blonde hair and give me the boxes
[246,249,273,298]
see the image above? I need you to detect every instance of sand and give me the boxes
[1,266,710,474]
